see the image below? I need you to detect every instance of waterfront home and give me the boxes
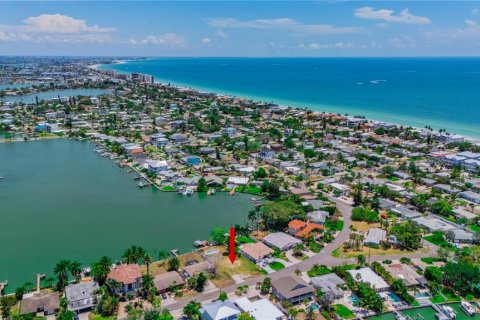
[21,291,60,316]
[383,263,425,287]
[310,273,346,299]
[234,297,285,320]
[226,176,249,189]
[262,232,302,251]
[107,264,143,295]
[200,300,241,320]
[347,267,389,292]
[65,281,100,313]
[153,271,184,293]
[271,275,314,304]
[239,242,273,263]
[148,160,169,173]
[182,261,214,278]
[364,228,387,246]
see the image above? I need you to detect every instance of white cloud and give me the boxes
[140,33,186,47]
[207,17,360,35]
[20,14,115,34]
[0,14,114,43]
[301,41,354,49]
[202,37,212,44]
[423,19,480,46]
[354,7,431,25]
[215,30,229,38]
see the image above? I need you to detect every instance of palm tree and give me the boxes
[91,256,112,286]
[69,261,82,282]
[54,260,71,291]
[183,300,201,320]
[357,254,366,266]
[287,307,298,320]
[144,254,152,275]
[305,307,315,320]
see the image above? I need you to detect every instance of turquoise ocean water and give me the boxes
[100,58,480,138]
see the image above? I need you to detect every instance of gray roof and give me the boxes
[153,271,184,291]
[263,232,302,251]
[310,273,345,297]
[390,206,421,219]
[307,211,329,224]
[21,291,60,315]
[272,275,314,300]
[306,200,327,210]
[183,261,214,277]
[65,281,99,302]
[365,228,386,245]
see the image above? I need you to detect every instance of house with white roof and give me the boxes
[348,267,389,292]
[235,297,285,320]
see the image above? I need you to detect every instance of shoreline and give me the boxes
[97,60,480,140]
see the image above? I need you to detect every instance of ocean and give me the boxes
[100,57,480,138]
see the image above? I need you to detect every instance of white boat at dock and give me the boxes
[461,301,476,316]
[441,306,457,319]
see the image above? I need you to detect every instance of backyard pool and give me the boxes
[348,294,360,305]
[309,303,320,311]
[415,292,432,298]
[387,292,402,303]
[206,249,220,255]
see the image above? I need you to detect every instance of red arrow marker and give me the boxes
[229,226,236,264]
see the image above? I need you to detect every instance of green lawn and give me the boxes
[245,185,262,194]
[468,224,480,232]
[309,242,322,253]
[424,235,456,251]
[325,219,344,232]
[307,264,331,277]
[161,185,175,191]
[237,236,256,244]
[441,289,461,302]
[269,261,285,271]
[334,304,355,319]
[430,293,446,304]
[420,257,443,264]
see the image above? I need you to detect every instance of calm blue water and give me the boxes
[100,58,480,138]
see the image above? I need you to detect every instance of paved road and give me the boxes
[166,197,436,315]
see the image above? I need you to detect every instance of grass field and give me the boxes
[351,221,381,232]
[424,234,456,251]
[334,304,355,319]
[210,255,261,287]
[269,261,285,271]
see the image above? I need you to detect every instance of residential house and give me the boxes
[347,267,389,292]
[235,297,285,320]
[148,160,169,173]
[364,228,387,246]
[65,281,100,313]
[21,291,60,316]
[262,232,302,251]
[107,264,143,295]
[182,261,214,278]
[239,242,273,263]
[310,273,346,299]
[271,275,314,304]
[153,271,184,293]
[201,300,241,320]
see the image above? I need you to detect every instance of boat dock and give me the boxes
[171,249,179,257]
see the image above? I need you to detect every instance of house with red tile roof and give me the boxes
[287,220,325,239]
[107,264,143,295]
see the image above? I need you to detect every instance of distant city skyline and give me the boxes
[0,1,479,56]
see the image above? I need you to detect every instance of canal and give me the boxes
[369,303,479,320]
[0,139,253,290]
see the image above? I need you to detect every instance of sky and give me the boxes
[0,1,480,57]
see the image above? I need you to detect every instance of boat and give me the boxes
[183,187,193,196]
[461,301,476,316]
[0,176,4,180]
[442,306,457,319]
[207,188,216,195]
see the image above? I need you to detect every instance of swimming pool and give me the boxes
[205,249,219,255]
[415,292,431,298]
[348,294,360,305]
[387,292,402,303]
[309,303,320,311]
